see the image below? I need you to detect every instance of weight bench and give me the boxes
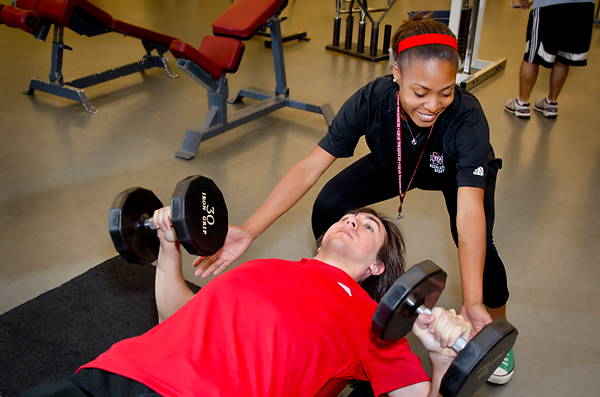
[0,0,179,113]
[169,0,335,160]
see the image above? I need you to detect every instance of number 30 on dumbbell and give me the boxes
[372,261,519,397]
[108,175,228,264]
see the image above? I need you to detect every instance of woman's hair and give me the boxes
[315,207,406,302]
[392,12,459,72]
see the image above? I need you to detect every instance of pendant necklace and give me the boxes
[402,110,421,145]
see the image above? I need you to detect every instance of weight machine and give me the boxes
[326,0,506,90]
[450,0,507,89]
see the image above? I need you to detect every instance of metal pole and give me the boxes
[344,0,356,50]
[369,22,379,57]
[333,17,341,46]
[49,25,64,84]
[462,0,480,75]
[333,0,341,46]
[268,18,289,96]
[357,10,367,53]
[382,24,392,57]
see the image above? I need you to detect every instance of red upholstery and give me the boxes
[10,0,255,80]
[16,0,112,28]
[15,1,177,47]
[111,20,176,47]
[169,39,225,80]
[0,5,40,32]
[212,0,287,40]
[198,36,245,74]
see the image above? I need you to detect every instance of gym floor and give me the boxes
[1,0,599,395]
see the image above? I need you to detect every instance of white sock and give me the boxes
[516,98,529,106]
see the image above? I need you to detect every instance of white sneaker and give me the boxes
[534,97,558,118]
[504,98,530,119]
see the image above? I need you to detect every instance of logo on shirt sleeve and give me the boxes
[473,166,484,177]
[429,152,445,174]
[337,282,352,297]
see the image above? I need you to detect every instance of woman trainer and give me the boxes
[192,14,514,385]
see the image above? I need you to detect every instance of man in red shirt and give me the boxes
[21,207,470,397]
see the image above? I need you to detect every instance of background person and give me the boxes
[504,0,595,119]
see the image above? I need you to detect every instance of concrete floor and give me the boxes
[1,0,599,395]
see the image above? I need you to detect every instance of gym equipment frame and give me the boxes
[1,0,179,114]
[326,0,395,62]
[172,0,335,160]
[449,0,507,90]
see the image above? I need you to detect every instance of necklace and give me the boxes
[401,109,421,145]
[395,92,435,224]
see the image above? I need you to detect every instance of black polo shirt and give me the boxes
[318,76,502,192]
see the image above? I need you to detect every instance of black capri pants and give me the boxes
[311,154,509,309]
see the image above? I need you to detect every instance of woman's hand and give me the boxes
[460,303,491,338]
[192,225,254,278]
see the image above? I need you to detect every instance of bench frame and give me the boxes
[22,8,177,114]
[175,13,335,160]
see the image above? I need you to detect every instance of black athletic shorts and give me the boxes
[524,2,594,67]
[18,369,160,397]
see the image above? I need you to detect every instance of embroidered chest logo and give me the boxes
[473,166,484,176]
[429,152,445,174]
[338,282,352,297]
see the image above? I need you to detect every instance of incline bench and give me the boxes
[0,0,179,113]
[168,0,335,160]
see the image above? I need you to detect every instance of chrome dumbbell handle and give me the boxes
[415,305,468,352]
[141,213,177,242]
[143,215,158,230]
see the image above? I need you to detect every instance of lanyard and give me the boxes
[396,92,434,224]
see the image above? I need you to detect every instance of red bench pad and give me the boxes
[0,5,40,32]
[212,0,287,40]
[111,20,176,47]
[200,36,245,75]
[170,37,245,80]
[14,0,176,46]
[16,0,112,28]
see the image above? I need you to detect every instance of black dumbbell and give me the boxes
[372,260,518,397]
[108,175,228,264]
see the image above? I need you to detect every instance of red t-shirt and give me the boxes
[80,258,429,396]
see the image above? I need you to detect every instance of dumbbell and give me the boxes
[372,260,518,397]
[109,175,228,264]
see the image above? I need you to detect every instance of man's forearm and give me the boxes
[427,353,453,397]
[155,240,194,322]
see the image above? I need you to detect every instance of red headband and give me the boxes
[397,33,458,54]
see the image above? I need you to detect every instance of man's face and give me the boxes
[393,58,456,128]
[320,212,387,280]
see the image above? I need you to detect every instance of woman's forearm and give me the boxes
[242,146,336,239]
[456,187,486,305]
